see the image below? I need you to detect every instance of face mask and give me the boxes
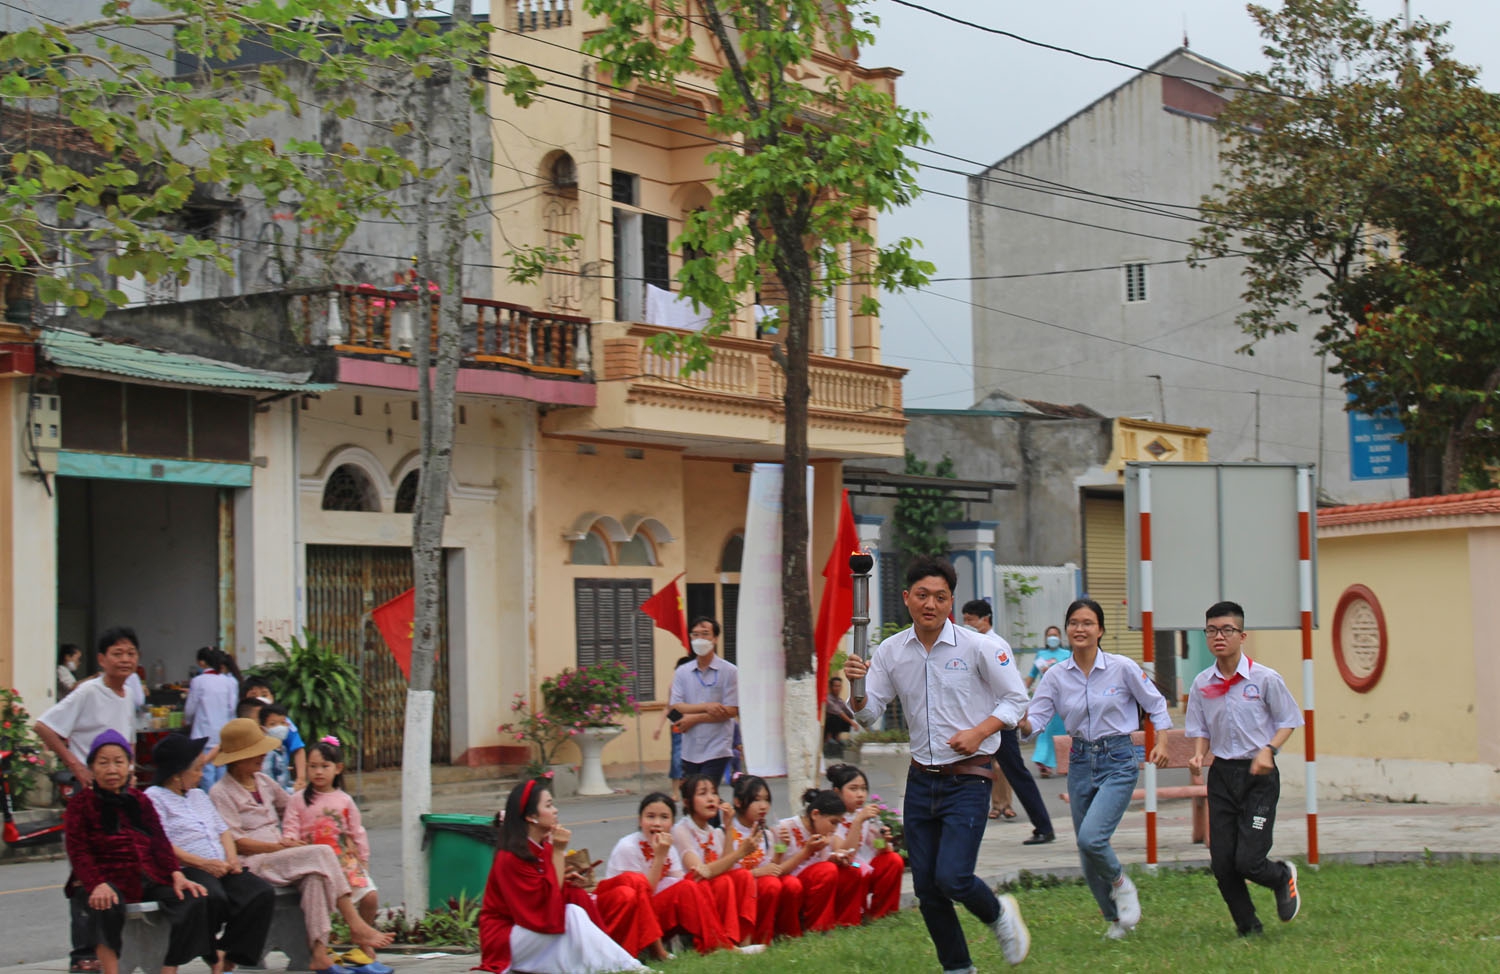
[65,660,79,672]
[265,725,290,742]
[1046,636,1061,649]
[254,694,273,705]
[691,638,715,657]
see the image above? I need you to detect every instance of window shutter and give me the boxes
[721,583,740,664]
[642,215,671,292]
[630,579,655,701]
[575,580,601,667]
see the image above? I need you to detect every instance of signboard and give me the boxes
[1347,395,1409,481]
[1125,462,1316,630]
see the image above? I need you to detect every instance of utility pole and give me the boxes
[1254,389,1262,461]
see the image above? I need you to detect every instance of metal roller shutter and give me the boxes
[1082,493,1138,663]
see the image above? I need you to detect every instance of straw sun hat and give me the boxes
[212,717,282,765]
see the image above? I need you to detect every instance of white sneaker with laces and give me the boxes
[989,893,1031,966]
[1112,874,1141,929]
[1104,921,1129,940]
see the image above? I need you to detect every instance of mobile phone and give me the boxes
[667,708,684,722]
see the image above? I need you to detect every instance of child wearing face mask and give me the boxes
[1027,626,1071,778]
[245,680,308,791]
[257,704,297,792]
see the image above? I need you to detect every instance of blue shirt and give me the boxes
[1025,650,1172,743]
[668,656,739,763]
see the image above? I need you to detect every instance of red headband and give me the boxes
[520,778,537,813]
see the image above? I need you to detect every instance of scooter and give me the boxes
[1,747,71,848]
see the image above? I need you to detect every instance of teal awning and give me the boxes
[40,328,336,393]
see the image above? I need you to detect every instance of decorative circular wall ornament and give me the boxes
[1332,584,1387,693]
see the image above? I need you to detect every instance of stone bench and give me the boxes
[118,885,309,974]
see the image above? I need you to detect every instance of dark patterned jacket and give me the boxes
[64,786,180,901]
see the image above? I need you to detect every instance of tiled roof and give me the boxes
[41,328,336,392]
[1318,490,1500,527]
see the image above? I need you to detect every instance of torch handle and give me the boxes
[849,572,871,700]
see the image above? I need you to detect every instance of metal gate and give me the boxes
[305,545,452,769]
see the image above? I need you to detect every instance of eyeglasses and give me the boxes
[1204,626,1243,638]
[1065,620,1098,629]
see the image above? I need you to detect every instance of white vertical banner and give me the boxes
[737,463,813,777]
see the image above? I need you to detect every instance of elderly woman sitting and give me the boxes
[208,719,393,974]
[64,730,210,974]
[146,734,276,974]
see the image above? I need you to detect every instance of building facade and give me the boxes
[968,48,1405,506]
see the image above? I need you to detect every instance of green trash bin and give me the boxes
[421,813,499,911]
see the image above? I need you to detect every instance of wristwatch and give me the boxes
[1267,744,1280,756]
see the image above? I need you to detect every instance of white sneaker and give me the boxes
[1104,921,1129,940]
[989,893,1031,966]
[735,944,767,955]
[1112,874,1141,929]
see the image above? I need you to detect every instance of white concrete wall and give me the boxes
[9,386,59,714]
[237,399,299,662]
[969,52,1405,505]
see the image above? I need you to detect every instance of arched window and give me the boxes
[617,532,657,567]
[322,464,380,512]
[570,528,613,566]
[394,470,419,514]
[720,532,744,573]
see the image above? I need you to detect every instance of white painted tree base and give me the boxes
[401,689,435,919]
[784,675,820,803]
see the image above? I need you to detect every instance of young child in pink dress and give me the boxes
[281,738,382,943]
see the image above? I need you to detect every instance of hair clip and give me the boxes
[731,771,744,781]
[320,735,341,746]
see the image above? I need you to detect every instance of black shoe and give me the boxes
[1022,831,1055,845]
[1237,922,1264,938]
[1275,861,1301,922]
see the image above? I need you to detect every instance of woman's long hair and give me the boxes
[499,777,552,862]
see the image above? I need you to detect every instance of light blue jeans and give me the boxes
[1067,734,1139,919]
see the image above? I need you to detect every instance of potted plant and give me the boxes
[542,661,637,796]
[249,633,361,750]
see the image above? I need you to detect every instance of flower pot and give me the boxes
[574,725,626,796]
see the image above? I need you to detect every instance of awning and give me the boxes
[40,327,337,393]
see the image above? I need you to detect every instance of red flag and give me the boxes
[814,490,861,709]
[639,573,689,650]
[372,588,416,681]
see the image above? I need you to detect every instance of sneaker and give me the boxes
[1104,921,1129,940]
[989,893,1031,966]
[1275,861,1301,922]
[735,944,767,955]
[1111,874,1141,929]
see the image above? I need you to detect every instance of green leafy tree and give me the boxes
[580,0,932,793]
[1191,0,1500,495]
[894,450,961,559]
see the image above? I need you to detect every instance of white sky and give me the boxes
[867,1,1500,410]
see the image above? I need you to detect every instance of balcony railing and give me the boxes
[298,285,592,377]
[509,0,572,32]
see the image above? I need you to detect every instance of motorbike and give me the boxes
[1,747,74,848]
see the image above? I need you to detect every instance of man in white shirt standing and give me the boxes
[1186,600,1304,938]
[844,556,1032,969]
[668,616,739,784]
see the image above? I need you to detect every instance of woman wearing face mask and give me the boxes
[1027,626,1071,778]
[58,643,83,697]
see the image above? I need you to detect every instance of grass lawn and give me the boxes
[660,860,1499,972]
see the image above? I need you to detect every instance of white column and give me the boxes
[239,399,299,663]
[945,520,998,612]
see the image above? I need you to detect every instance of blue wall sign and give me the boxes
[1347,396,1409,481]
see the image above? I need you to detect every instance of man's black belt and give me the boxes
[910,754,995,780]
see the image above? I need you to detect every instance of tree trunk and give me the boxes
[401,0,472,918]
[1439,362,1500,495]
[777,249,819,800]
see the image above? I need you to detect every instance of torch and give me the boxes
[848,547,875,699]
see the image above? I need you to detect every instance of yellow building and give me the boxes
[1253,490,1500,804]
[490,4,908,771]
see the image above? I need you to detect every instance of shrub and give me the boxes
[0,688,51,808]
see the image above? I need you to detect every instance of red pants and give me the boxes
[865,850,905,920]
[745,872,803,943]
[650,878,732,953]
[699,869,756,944]
[594,873,663,957]
[795,861,864,933]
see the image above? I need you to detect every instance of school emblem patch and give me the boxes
[1242,683,1262,701]
[996,651,1011,666]
[944,658,969,671]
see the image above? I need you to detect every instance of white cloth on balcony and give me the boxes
[644,284,710,331]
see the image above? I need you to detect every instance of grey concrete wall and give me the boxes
[968,51,1404,506]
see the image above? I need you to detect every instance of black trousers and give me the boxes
[994,728,1054,835]
[1207,758,1290,933]
[681,756,730,785]
[72,881,210,966]
[181,866,276,966]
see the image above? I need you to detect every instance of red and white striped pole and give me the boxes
[1297,466,1319,866]
[1139,466,1158,867]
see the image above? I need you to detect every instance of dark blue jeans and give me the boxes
[904,768,1000,972]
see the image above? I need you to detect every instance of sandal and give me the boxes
[1002,806,1018,820]
[988,805,1003,819]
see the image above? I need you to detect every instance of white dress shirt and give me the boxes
[1025,650,1172,743]
[668,656,739,764]
[605,831,684,891]
[146,785,230,860]
[853,619,1029,766]
[1185,655,1303,759]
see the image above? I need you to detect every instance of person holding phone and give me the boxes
[668,618,739,783]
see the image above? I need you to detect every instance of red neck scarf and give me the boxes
[1201,657,1253,699]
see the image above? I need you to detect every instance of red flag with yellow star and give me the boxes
[639,572,689,650]
[372,587,417,681]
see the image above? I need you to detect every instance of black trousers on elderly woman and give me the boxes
[181,866,276,966]
[72,881,210,967]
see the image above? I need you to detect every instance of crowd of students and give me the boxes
[475,763,904,973]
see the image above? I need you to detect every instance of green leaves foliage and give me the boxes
[1192,0,1500,494]
[893,450,960,560]
[252,632,362,752]
[1,1,538,315]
